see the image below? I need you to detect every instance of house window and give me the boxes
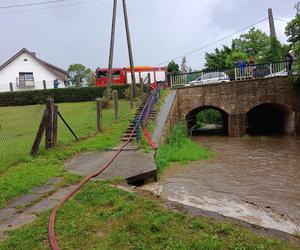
[18,72,34,87]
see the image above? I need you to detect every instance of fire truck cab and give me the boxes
[95,66,166,87]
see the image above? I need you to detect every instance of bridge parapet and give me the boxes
[169,60,297,88]
[163,76,300,138]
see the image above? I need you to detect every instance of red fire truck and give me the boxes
[95,66,166,87]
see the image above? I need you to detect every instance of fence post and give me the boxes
[113,90,119,120]
[147,73,151,85]
[43,80,47,90]
[129,84,134,109]
[9,82,13,92]
[31,107,48,156]
[96,98,103,132]
[45,98,55,149]
[234,68,237,80]
[53,105,58,146]
[141,77,144,102]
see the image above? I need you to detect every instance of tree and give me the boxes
[204,45,231,69]
[204,28,288,69]
[87,70,96,87]
[263,36,284,62]
[180,56,188,73]
[285,2,300,45]
[67,64,92,87]
[285,2,300,84]
[232,28,270,61]
[167,60,180,73]
[225,51,248,67]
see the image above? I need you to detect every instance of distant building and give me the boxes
[0,48,68,92]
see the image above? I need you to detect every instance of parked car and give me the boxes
[264,68,297,78]
[186,72,230,86]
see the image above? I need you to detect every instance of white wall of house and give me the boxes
[0,52,65,92]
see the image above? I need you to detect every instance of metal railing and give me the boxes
[169,60,298,88]
[134,82,164,148]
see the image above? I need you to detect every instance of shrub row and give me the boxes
[0,85,129,106]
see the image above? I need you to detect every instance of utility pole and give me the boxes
[268,8,277,38]
[122,0,137,98]
[107,0,118,99]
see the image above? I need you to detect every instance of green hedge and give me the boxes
[0,85,129,106]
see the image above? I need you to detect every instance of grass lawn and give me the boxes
[0,180,297,250]
[0,96,298,249]
[0,101,131,172]
[155,122,213,176]
[0,100,135,208]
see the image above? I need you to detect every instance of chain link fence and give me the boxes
[0,104,45,173]
[0,97,130,173]
[57,101,97,144]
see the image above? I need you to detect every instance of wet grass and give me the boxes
[155,122,213,176]
[0,180,297,250]
[0,101,131,172]
[0,101,135,209]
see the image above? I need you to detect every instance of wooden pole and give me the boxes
[43,80,47,90]
[31,107,48,156]
[113,90,119,120]
[45,98,55,149]
[129,84,134,109]
[107,0,118,98]
[53,105,58,146]
[96,98,103,132]
[122,0,137,98]
[9,82,13,92]
[268,8,277,38]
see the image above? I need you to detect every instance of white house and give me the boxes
[0,48,68,92]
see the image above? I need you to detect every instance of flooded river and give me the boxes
[152,136,300,234]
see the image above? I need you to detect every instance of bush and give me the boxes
[196,109,223,128]
[101,96,112,109]
[0,85,128,106]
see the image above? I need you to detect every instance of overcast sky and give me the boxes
[0,0,298,71]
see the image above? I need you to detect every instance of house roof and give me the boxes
[0,48,68,80]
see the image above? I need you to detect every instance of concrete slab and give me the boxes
[152,90,177,144]
[31,184,56,194]
[25,199,59,214]
[46,177,63,185]
[7,194,42,208]
[65,149,156,183]
[0,208,16,223]
[0,213,37,232]
[47,185,78,201]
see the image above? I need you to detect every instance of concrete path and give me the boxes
[0,177,77,240]
[65,144,157,184]
[152,90,177,144]
[0,142,157,240]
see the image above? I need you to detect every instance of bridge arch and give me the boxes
[186,105,229,136]
[246,103,295,135]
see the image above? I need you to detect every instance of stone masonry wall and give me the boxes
[164,76,300,137]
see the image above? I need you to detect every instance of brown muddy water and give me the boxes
[146,136,300,234]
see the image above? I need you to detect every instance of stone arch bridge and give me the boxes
[163,76,300,138]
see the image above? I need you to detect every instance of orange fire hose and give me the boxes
[48,85,161,250]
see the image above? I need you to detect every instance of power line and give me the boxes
[155,17,268,66]
[0,0,102,15]
[0,0,70,9]
[274,17,290,23]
